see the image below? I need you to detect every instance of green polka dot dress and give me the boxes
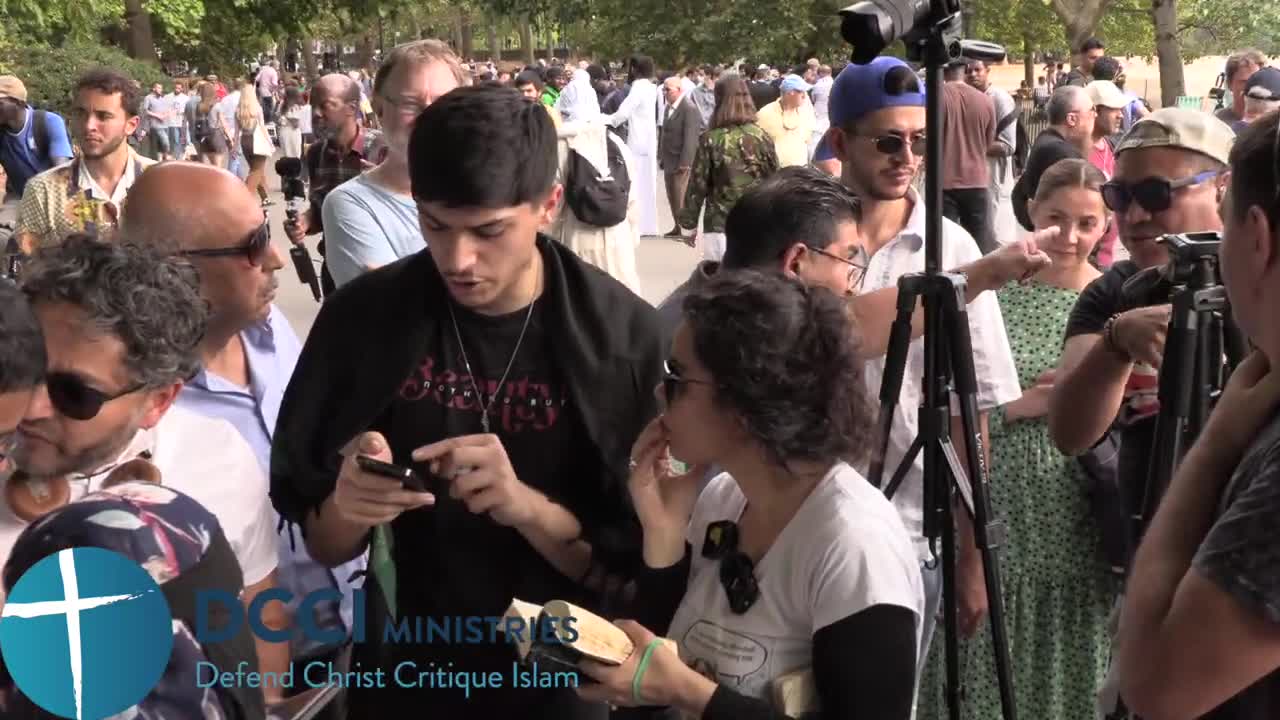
[916,281,1121,720]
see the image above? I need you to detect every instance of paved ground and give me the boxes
[264,167,701,340]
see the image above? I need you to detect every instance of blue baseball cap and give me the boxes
[780,74,813,93]
[814,57,926,162]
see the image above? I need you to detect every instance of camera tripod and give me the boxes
[1105,235,1246,720]
[864,19,1017,720]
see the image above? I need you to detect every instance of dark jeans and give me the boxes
[261,95,276,124]
[943,187,995,255]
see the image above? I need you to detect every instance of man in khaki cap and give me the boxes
[1048,106,1234,717]
[1085,79,1130,266]
[0,75,73,207]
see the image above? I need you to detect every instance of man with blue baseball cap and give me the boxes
[756,73,816,167]
[815,55,1052,675]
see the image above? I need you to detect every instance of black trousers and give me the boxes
[943,187,996,255]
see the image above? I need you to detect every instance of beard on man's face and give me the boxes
[14,415,143,480]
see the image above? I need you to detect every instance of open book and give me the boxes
[504,598,677,674]
[771,667,818,716]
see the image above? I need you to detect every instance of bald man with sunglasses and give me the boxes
[121,163,365,709]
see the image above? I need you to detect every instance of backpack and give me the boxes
[1013,114,1030,176]
[191,111,210,143]
[30,109,50,163]
[564,134,630,227]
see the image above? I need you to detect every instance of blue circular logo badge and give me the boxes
[0,547,174,719]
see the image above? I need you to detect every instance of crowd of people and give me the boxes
[0,34,1279,720]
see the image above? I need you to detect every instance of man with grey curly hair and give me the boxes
[0,236,280,651]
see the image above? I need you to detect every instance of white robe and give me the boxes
[604,78,659,236]
[551,121,643,297]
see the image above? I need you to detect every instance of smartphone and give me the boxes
[356,455,428,492]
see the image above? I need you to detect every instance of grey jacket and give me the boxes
[658,95,702,171]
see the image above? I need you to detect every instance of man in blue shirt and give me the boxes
[121,161,364,717]
[0,75,73,200]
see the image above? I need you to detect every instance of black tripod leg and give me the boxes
[941,284,1018,720]
[871,278,924,490]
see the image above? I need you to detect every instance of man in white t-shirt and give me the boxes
[0,236,282,694]
[165,81,190,160]
[815,57,1041,674]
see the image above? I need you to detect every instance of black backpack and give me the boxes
[192,111,210,143]
[29,109,50,163]
[564,134,630,227]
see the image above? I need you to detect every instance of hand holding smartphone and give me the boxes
[356,455,431,493]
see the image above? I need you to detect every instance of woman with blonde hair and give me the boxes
[234,81,274,204]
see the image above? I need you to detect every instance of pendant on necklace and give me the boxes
[481,412,490,434]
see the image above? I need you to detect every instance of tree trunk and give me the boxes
[461,15,475,59]
[301,36,319,82]
[1049,0,1110,56]
[452,12,465,54]
[356,33,375,69]
[487,19,500,61]
[1024,36,1035,91]
[122,0,158,63]
[519,15,534,66]
[1152,0,1184,106]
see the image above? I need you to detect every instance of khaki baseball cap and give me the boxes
[1114,107,1235,165]
[1086,80,1127,109]
[0,76,27,103]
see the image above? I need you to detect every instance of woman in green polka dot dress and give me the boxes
[917,159,1122,720]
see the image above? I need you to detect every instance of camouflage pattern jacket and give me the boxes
[679,121,779,234]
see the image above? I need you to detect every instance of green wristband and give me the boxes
[631,638,665,705]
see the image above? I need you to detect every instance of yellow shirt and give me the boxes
[15,146,156,252]
[755,100,816,168]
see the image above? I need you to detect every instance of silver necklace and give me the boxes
[446,290,537,434]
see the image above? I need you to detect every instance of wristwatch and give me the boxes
[1102,314,1129,360]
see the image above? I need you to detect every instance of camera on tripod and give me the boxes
[274,157,322,302]
[1160,231,1223,287]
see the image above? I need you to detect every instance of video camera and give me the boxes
[274,157,321,302]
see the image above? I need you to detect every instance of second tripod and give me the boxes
[870,271,1017,720]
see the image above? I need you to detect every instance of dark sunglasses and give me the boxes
[859,133,926,156]
[702,520,759,614]
[661,359,714,406]
[1101,170,1220,214]
[810,245,870,288]
[178,221,271,266]
[46,372,145,421]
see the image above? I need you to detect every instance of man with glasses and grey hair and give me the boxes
[321,39,465,288]
[0,235,284,702]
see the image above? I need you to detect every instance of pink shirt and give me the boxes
[1090,139,1118,268]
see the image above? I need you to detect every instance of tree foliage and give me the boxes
[0,42,169,115]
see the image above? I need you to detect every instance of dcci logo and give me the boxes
[0,547,174,719]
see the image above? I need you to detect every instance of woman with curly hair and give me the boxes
[576,270,925,719]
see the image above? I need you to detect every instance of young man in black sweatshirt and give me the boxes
[270,84,664,719]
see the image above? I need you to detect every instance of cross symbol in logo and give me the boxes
[1,549,154,720]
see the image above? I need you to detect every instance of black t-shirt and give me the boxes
[1192,413,1280,719]
[350,296,604,719]
[1064,260,1167,560]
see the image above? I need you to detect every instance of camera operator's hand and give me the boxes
[1114,305,1172,368]
[284,211,310,245]
[332,432,435,527]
